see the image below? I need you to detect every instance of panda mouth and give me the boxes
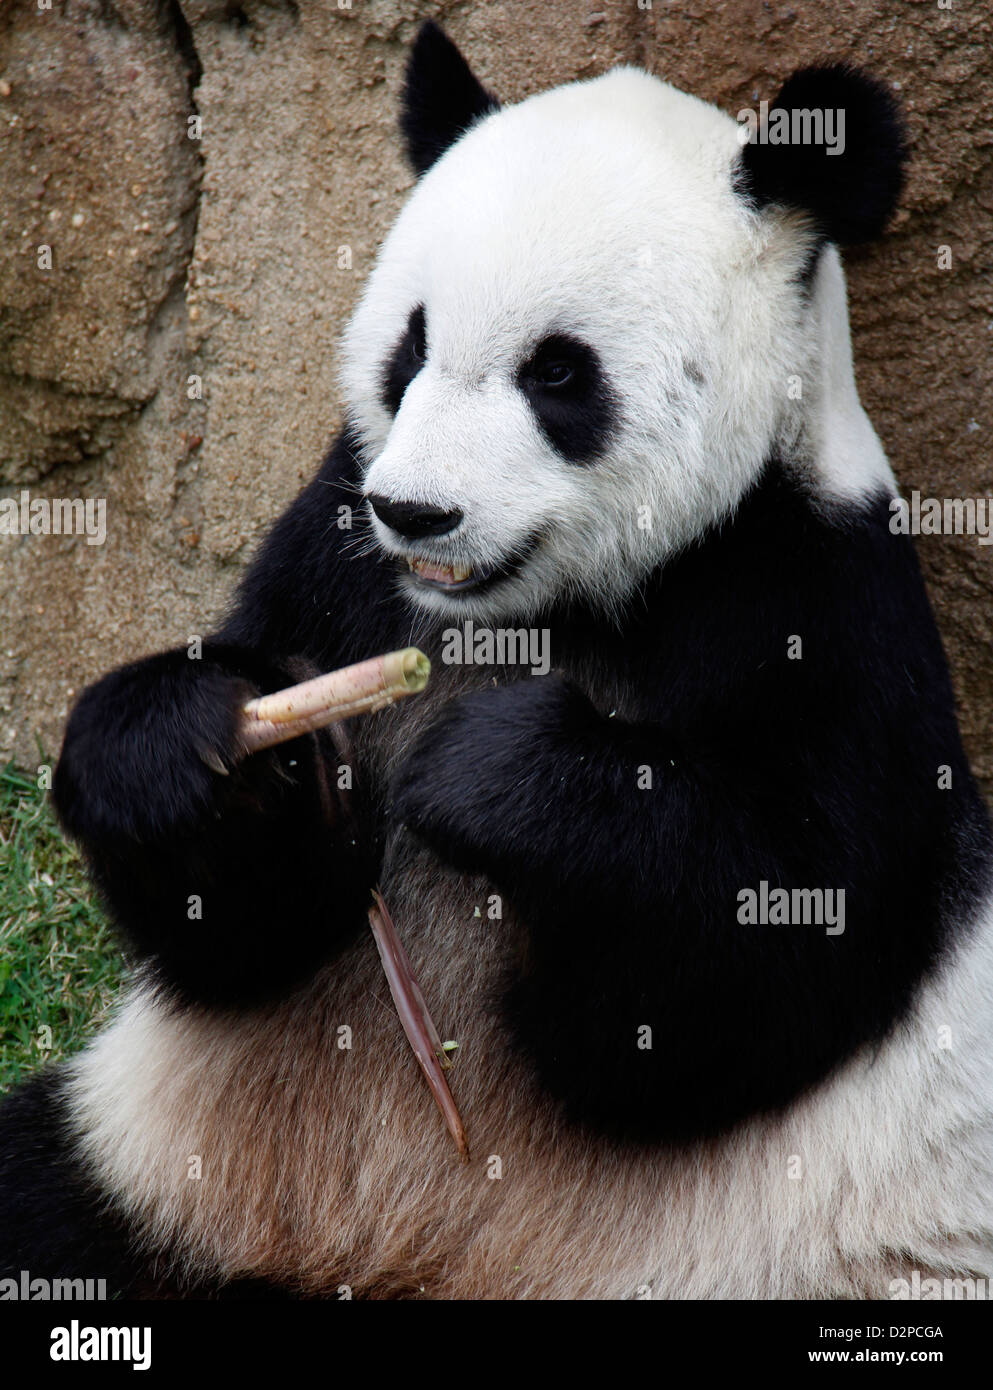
[402,533,542,594]
[406,557,481,590]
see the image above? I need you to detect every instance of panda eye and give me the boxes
[534,360,573,388]
[516,331,617,465]
[520,335,588,394]
[380,304,427,416]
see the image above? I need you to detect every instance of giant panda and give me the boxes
[2,20,992,1301]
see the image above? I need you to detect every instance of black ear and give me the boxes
[736,64,908,244]
[400,20,500,176]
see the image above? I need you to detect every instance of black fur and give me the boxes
[516,333,618,464]
[380,303,427,415]
[52,637,375,1008]
[0,1070,143,1294]
[400,20,500,176]
[736,64,909,245]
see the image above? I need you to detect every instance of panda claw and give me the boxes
[196,743,230,777]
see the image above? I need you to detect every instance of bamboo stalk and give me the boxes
[238,648,430,755]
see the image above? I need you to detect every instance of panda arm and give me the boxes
[391,666,972,1141]
[54,431,401,1008]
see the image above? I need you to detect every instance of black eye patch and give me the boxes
[516,333,617,464]
[380,304,427,415]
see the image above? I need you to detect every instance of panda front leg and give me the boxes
[391,675,909,1144]
[51,640,376,1009]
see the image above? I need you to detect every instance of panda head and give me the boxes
[342,21,907,622]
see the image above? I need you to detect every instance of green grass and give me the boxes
[0,762,123,1095]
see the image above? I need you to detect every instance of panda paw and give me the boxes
[54,644,304,849]
[390,676,594,871]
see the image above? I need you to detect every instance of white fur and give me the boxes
[797,248,896,501]
[342,68,891,623]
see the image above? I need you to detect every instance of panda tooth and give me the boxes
[407,556,474,585]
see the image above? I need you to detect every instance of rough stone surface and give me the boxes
[1,0,990,797]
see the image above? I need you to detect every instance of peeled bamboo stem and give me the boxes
[237,647,430,754]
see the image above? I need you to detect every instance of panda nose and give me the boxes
[367,495,464,540]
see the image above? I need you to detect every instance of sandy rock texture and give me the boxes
[0,0,990,795]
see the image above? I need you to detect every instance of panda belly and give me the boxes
[63,850,993,1300]
[63,842,662,1299]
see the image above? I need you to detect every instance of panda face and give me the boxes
[340,60,874,622]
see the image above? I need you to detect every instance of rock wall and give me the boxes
[0,0,990,795]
